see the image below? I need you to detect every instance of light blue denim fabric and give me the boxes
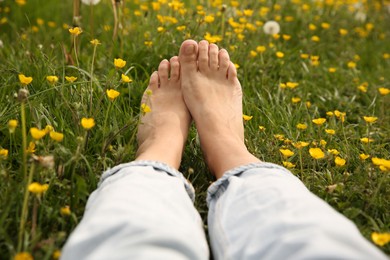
[207,162,388,260]
[61,160,388,260]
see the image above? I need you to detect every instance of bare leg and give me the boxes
[136,57,191,170]
[178,40,259,178]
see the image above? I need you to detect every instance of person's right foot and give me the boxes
[179,40,259,178]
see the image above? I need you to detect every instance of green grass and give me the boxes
[0,0,389,258]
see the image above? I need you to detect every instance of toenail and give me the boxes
[185,44,196,54]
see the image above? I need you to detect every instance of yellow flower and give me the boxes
[276,51,284,58]
[176,25,186,31]
[312,118,326,125]
[250,50,258,58]
[279,149,294,157]
[28,182,49,194]
[309,148,325,159]
[69,27,82,35]
[114,58,126,69]
[14,252,33,260]
[50,131,64,142]
[321,22,330,29]
[145,89,153,96]
[0,149,8,159]
[286,82,299,89]
[306,101,311,108]
[311,35,320,42]
[360,137,374,143]
[157,27,165,33]
[15,0,27,6]
[53,250,61,260]
[293,141,309,149]
[65,76,77,83]
[371,232,390,247]
[46,75,59,85]
[378,87,389,95]
[30,127,46,140]
[8,119,18,133]
[339,28,348,36]
[292,97,301,103]
[60,206,71,216]
[300,53,309,59]
[258,126,266,131]
[274,134,285,141]
[282,34,291,41]
[296,123,307,130]
[81,118,95,130]
[243,115,253,121]
[204,32,222,43]
[45,125,54,134]
[372,157,390,170]
[325,129,335,135]
[90,39,101,45]
[309,23,316,30]
[328,149,339,155]
[18,74,33,85]
[121,74,132,83]
[256,46,266,53]
[358,84,368,93]
[204,15,215,23]
[283,161,296,168]
[363,116,378,123]
[328,67,337,73]
[141,103,151,114]
[26,142,36,154]
[359,154,370,160]
[347,61,356,68]
[106,89,120,101]
[335,156,346,166]
[320,139,327,147]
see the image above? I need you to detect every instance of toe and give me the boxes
[148,71,159,91]
[179,39,198,70]
[209,44,219,71]
[158,59,170,86]
[227,61,238,82]
[198,40,210,72]
[218,49,230,74]
[170,56,180,82]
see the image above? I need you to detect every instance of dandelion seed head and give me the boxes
[263,21,280,35]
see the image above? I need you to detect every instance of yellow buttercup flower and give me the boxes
[360,137,374,143]
[46,75,59,85]
[286,82,299,89]
[279,149,294,157]
[296,123,307,130]
[69,27,82,35]
[50,131,64,142]
[363,116,378,123]
[258,126,266,131]
[372,157,390,170]
[0,149,8,159]
[335,156,346,166]
[359,154,370,160]
[311,35,320,42]
[300,53,309,59]
[325,129,335,135]
[276,51,284,58]
[339,28,348,36]
[53,250,61,260]
[328,149,339,155]
[141,103,151,114]
[371,232,390,247]
[81,118,95,130]
[293,141,309,149]
[312,118,326,125]
[204,15,215,23]
[114,58,126,69]
[28,182,49,194]
[328,67,337,73]
[282,161,296,168]
[309,148,325,159]
[45,125,54,134]
[26,142,36,154]
[30,127,46,140]
[256,46,266,53]
[8,119,18,133]
[242,115,253,121]
[65,76,77,83]
[292,97,301,103]
[347,61,356,68]
[14,252,33,260]
[378,87,389,95]
[90,39,101,45]
[19,74,33,85]
[121,74,132,83]
[106,89,120,101]
[60,206,71,216]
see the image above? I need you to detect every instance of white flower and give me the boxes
[81,0,101,5]
[354,11,366,22]
[263,21,280,35]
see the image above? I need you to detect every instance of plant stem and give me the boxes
[21,102,27,180]
[90,44,97,114]
[17,163,35,252]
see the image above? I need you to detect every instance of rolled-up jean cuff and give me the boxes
[206,162,291,206]
[99,160,196,202]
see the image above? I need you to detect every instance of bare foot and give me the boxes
[136,57,191,170]
[179,40,260,178]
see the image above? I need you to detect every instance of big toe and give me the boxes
[179,39,198,70]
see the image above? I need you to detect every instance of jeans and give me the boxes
[61,161,387,260]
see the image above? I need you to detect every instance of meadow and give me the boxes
[0,0,389,259]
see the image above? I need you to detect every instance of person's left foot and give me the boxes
[136,57,191,170]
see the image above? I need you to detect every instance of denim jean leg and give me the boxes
[207,162,387,260]
[61,160,209,260]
